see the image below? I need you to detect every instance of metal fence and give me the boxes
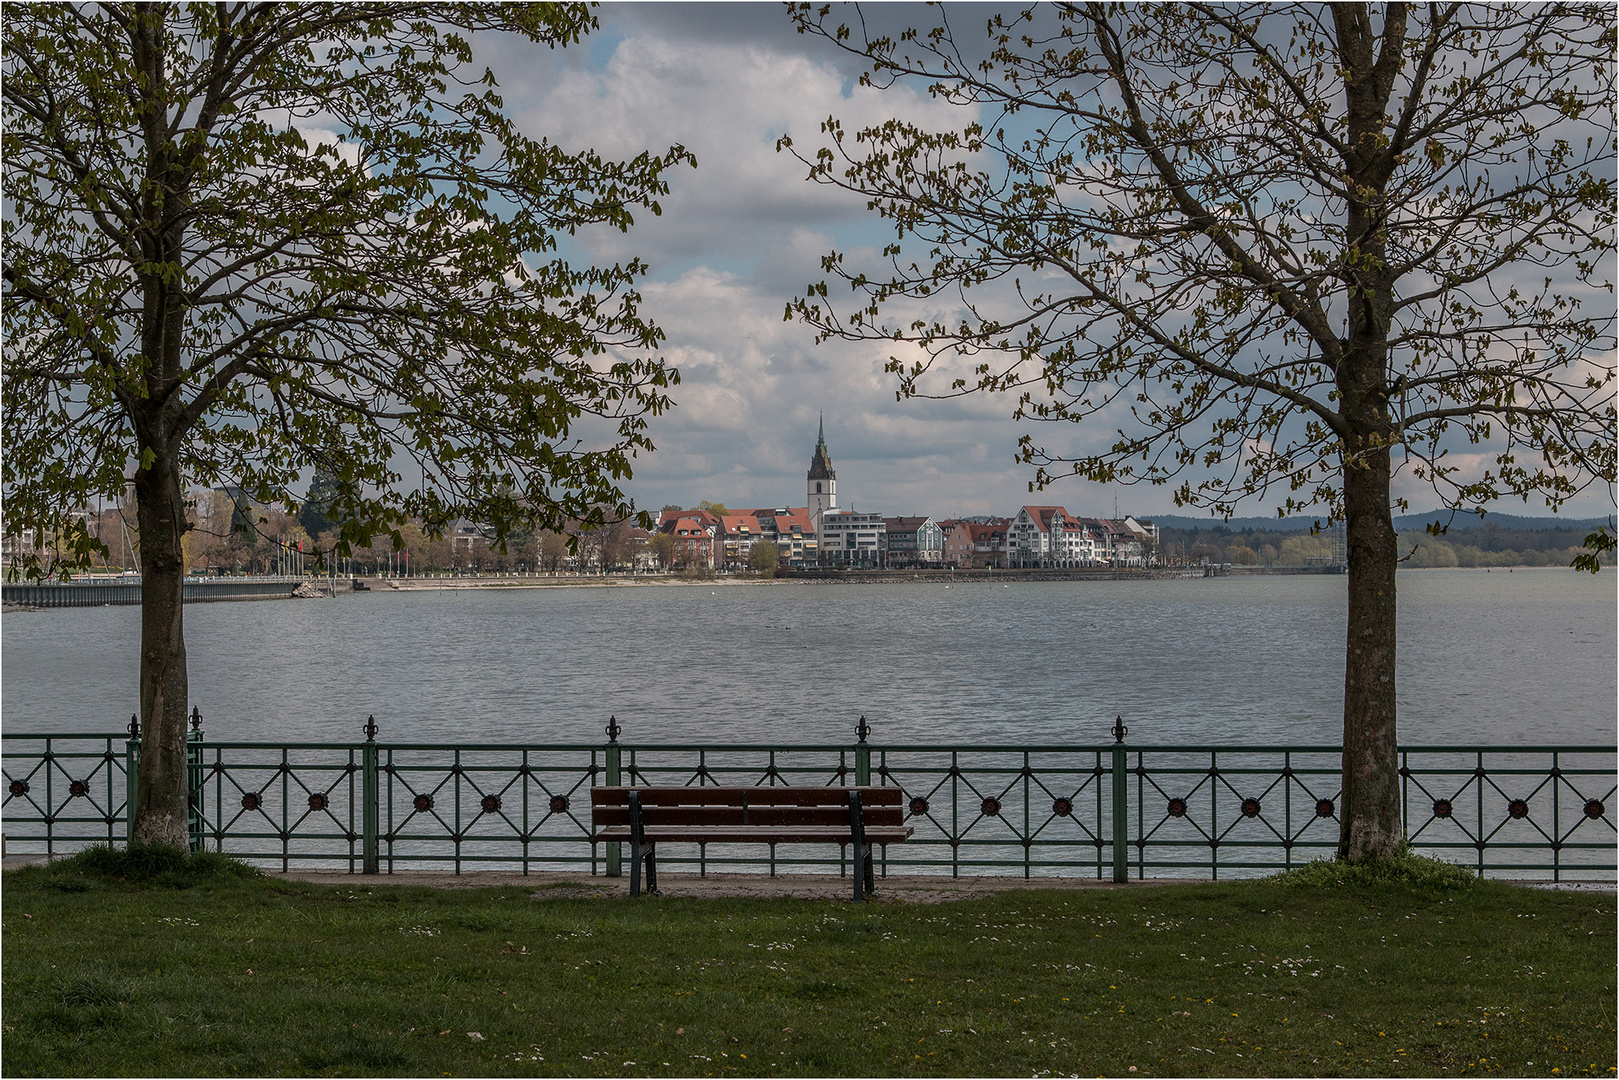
[4,719,1613,881]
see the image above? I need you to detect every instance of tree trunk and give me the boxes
[1338,439,1401,861]
[132,444,191,848]
[1332,3,1405,863]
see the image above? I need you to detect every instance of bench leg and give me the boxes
[863,842,876,896]
[645,841,660,896]
[628,840,660,898]
[848,841,874,906]
[848,790,870,902]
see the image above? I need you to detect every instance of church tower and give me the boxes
[807,414,837,527]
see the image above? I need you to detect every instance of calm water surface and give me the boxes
[2,569,1613,746]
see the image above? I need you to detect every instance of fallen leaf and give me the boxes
[468,1032,485,1042]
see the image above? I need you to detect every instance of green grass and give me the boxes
[2,849,1613,1077]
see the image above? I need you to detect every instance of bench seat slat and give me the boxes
[593,806,905,828]
[591,786,902,808]
[593,825,914,845]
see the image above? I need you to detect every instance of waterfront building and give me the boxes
[998,509,1160,567]
[880,516,944,568]
[663,515,721,568]
[817,509,886,568]
[942,520,1009,568]
[1007,506,1103,568]
[1106,516,1157,565]
[738,507,816,568]
[451,517,495,558]
[0,519,39,564]
[1066,516,1157,565]
[0,506,95,572]
[719,514,763,568]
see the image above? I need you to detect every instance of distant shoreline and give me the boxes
[367,567,1210,590]
[373,574,785,591]
[2,564,1594,613]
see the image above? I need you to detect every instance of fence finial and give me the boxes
[190,705,203,733]
[128,713,139,740]
[606,715,621,743]
[856,715,871,743]
[1111,715,1128,743]
[363,715,378,741]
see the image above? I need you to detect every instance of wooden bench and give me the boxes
[590,786,912,901]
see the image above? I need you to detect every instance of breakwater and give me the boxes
[3,576,303,608]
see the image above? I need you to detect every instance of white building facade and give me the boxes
[817,510,886,568]
[1007,506,1102,568]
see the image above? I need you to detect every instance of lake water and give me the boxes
[3,568,1613,748]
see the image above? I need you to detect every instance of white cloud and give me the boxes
[616,263,1118,519]
[511,29,965,272]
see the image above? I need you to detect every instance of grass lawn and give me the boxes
[1,852,1613,1077]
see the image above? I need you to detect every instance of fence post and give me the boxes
[1111,716,1128,884]
[187,707,204,853]
[126,714,140,846]
[855,715,872,786]
[605,716,622,878]
[362,716,379,874]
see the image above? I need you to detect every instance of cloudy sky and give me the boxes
[477,3,1612,523]
[482,3,1036,520]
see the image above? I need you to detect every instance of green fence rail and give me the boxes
[4,720,1614,881]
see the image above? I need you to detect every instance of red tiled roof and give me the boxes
[671,516,714,537]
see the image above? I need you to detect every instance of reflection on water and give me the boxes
[2,569,1613,747]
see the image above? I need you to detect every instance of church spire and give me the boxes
[808,415,835,481]
[807,415,837,535]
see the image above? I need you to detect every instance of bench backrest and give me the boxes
[591,786,905,829]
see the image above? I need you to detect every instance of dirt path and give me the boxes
[269,869,1197,902]
[9,858,1604,899]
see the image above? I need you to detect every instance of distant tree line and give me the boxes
[1158,523,1611,569]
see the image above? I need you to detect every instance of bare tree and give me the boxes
[647,530,676,571]
[785,2,1615,860]
[538,530,571,574]
[594,516,633,574]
